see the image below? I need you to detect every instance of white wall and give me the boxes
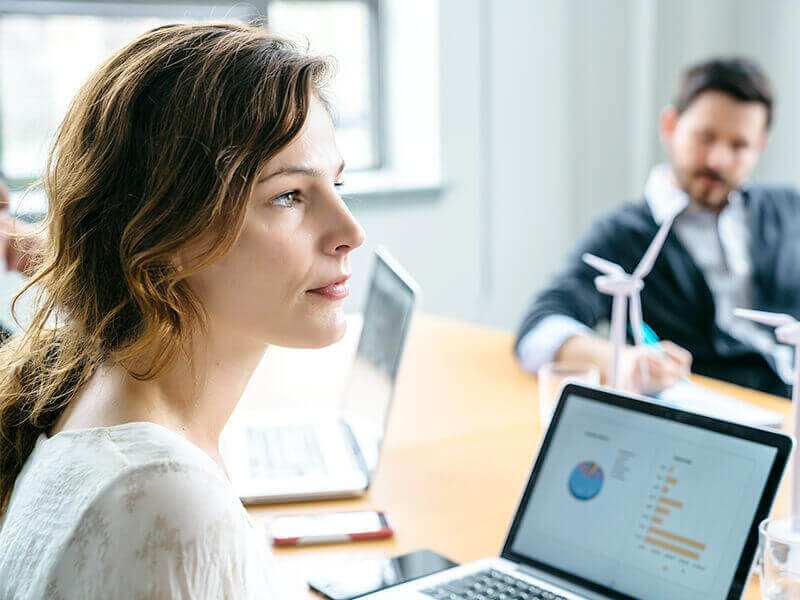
[483,0,573,326]
[342,0,483,324]
[346,0,578,330]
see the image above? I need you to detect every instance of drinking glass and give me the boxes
[760,517,800,599]
[537,362,600,428]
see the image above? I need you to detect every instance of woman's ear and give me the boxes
[172,253,186,275]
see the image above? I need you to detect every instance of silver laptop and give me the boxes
[364,384,792,600]
[221,247,419,504]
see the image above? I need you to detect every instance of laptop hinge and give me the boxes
[339,419,371,482]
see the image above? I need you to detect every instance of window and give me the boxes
[267,0,382,171]
[0,0,382,188]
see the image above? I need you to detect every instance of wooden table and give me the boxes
[242,314,790,599]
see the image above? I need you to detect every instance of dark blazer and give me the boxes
[516,185,800,398]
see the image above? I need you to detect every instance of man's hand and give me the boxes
[618,341,692,394]
[557,333,692,394]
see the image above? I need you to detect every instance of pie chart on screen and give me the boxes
[568,461,604,500]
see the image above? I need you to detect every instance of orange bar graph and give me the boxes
[666,477,678,485]
[652,516,663,524]
[655,506,670,515]
[644,537,700,560]
[662,486,669,493]
[659,496,683,508]
[648,527,706,550]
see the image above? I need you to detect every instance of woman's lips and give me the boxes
[307,281,350,300]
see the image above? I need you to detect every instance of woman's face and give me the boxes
[187,97,365,349]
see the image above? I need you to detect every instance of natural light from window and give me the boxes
[0,2,378,184]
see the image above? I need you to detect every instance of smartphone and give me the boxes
[308,549,458,600]
[269,510,393,546]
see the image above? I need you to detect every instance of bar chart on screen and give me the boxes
[641,463,706,564]
[630,447,750,591]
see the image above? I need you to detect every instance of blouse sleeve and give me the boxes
[45,460,273,600]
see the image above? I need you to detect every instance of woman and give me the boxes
[0,23,364,598]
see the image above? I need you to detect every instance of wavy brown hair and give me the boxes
[0,23,331,514]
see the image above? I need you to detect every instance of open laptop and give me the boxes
[221,247,419,504]
[364,384,792,600]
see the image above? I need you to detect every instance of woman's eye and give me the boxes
[272,191,298,208]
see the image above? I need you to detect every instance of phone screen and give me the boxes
[308,549,458,600]
[271,511,388,539]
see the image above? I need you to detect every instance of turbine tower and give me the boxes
[735,308,800,517]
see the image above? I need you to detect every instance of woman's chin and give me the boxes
[276,315,347,349]
[307,327,346,349]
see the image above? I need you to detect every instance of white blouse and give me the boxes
[0,421,276,599]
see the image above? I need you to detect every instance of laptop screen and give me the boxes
[504,387,789,600]
[354,251,416,380]
[341,249,417,473]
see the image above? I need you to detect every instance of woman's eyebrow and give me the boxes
[260,160,345,182]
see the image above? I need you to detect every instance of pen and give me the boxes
[639,321,690,383]
[641,321,662,351]
[627,321,664,353]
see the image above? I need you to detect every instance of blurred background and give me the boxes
[2,0,800,334]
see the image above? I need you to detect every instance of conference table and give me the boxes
[239,314,790,600]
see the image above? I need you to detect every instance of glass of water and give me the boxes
[537,362,600,428]
[760,517,800,599]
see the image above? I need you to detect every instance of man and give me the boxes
[0,174,34,274]
[516,57,798,398]
[0,172,39,340]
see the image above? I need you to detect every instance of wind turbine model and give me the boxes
[582,216,677,389]
[734,308,800,517]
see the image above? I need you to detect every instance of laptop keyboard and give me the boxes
[244,425,327,478]
[422,569,569,600]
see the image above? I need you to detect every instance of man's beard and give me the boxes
[672,161,734,210]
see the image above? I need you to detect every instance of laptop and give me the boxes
[221,247,420,504]
[363,383,792,600]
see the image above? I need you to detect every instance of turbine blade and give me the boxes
[633,217,674,279]
[583,253,625,276]
[734,308,796,328]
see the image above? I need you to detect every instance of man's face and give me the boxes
[660,90,768,211]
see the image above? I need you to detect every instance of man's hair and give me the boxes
[674,57,774,128]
